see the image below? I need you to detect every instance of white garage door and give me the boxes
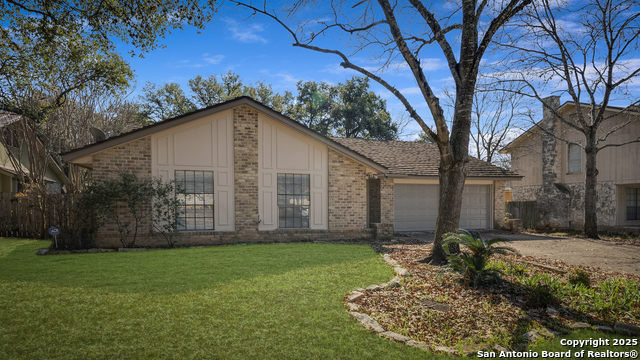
[394,184,438,231]
[393,184,490,231]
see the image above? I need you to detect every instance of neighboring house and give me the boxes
[501,96,640,232]
[0,113,67,193]
[62,97,520,248]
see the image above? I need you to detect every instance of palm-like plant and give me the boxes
[443,229,518,287]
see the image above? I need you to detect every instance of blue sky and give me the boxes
[117,10,457,140]
[115,1,640,142]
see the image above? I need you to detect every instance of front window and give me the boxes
[278,174,310,228]
[567,143,581,173]
[627,188,640,221]
[175,170,214,230]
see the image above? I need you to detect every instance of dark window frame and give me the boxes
[277,173,310,229]
[175,170,214,231]
[627,188,640,221]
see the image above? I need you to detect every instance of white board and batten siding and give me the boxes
[393,180,492,232]
[151,110,235,231]
[258,113,329,230]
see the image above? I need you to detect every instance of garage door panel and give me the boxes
[394,184,490,232]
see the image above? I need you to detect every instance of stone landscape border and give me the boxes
[344,251,640,357]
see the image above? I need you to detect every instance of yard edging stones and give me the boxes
[345,250,640,357]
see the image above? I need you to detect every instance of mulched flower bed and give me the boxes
[347,243,640,351]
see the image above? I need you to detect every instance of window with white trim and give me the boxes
[567,143,581,174]
[175,170,214,230]
[627,188,640,221]
[277,174,310,228]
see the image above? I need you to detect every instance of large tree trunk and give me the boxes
[430,159,468,263]
[584,130,599,239]
[426,90,473,264]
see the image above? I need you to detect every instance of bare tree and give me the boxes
[497,0,640,238]
[225,0,532,263]
[48,85,144,192]
[442,79,531,169]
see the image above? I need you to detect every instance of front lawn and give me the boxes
[0,239,442,359]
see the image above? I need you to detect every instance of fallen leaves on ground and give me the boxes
[345,243,640,351]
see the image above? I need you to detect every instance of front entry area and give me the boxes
[394,184,491,231]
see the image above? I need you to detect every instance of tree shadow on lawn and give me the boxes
[0,239,387,295]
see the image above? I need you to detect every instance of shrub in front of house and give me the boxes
[82,173,184,248]
[443,229,518,287]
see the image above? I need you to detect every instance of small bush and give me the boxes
[82,173,184,248]
[527,283,557,308]
[509,261,530,276]
[443,229,518,288]
[567,269,591,288]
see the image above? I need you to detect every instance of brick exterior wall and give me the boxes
[233,105,260,241]
[91,136,153,245]
[368,178,381,223]
[328,149,367,230]
[366,177,394,226]
[493,180,506,229]
[380,177,394,224]
[88,107,378,248]
[92,136,152,181]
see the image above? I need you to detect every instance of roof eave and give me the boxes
[61,97,389,173]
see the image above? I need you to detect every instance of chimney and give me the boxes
[538,95,564,228]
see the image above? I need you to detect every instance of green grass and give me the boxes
[0,238,447,359]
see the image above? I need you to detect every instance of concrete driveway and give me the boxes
[395,231,640,276]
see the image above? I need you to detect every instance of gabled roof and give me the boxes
[61,96,388,173]
[332,138,521,179]
[61,96,520,179]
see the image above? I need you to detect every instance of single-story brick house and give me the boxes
[62,97,521,247]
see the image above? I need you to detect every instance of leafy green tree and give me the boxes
[139,83,198,122]
[139,71,295,122]
[1,0,213,119]
[139,73,399,140]
[332,77,398,140]
[289,81,337,136]
[290,77,399,140]
[0,0,213,198]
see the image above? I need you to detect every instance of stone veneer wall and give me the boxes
[538,96,564,228]
[565,181,616,229]
[233,105,260,242]
[328,149,367,230]
[493,181,506,229]
[510,182,617,229]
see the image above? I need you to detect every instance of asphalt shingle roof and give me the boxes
[330,137,520,178]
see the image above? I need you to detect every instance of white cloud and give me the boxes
[226,19,268,44]
[399,87,422,95]
[172,54,225,68]
[204,54,225,65]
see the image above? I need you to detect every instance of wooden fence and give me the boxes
[0,193,82,239]
[505,201,537,229]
